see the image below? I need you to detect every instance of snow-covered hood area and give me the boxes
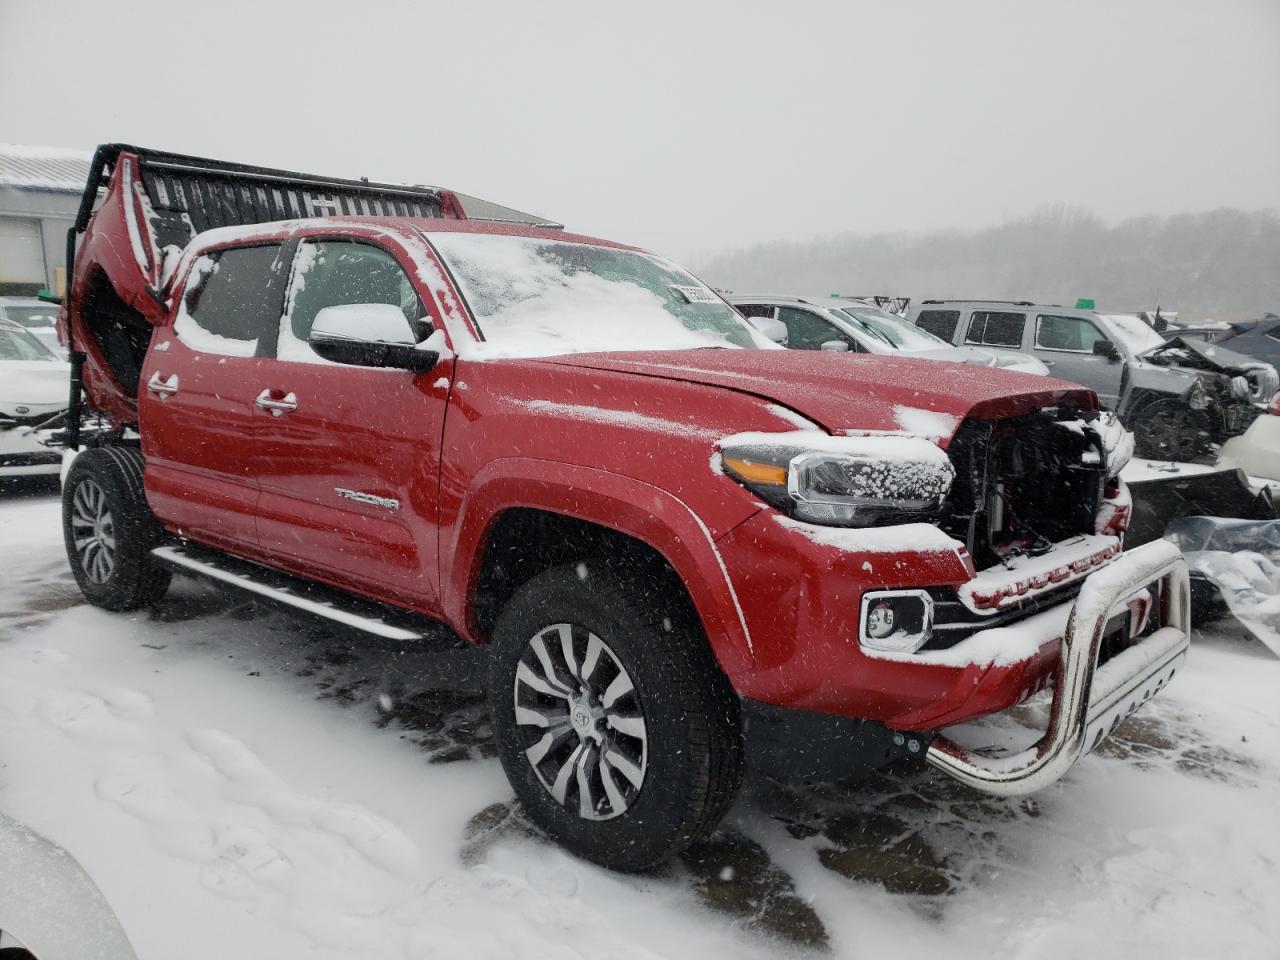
[1140,336,1268,374]
[897,345,997,365]
[0,360,70,411]
[536,350,1095,442]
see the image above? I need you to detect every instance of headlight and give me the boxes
[1187,377,1211,411]
[719,433,955,527]
[1229,375,1251,400]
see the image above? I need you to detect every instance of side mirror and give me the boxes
[309,303,438,373]
[1092,339,1121,362]
[820,340,850,352]
[748,316,789,346]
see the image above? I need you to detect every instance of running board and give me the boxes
[150,543,490,691]
[152,544,424,640]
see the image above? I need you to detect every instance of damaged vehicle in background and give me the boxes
[0,319,69,479]
[906,300,1278,462]
[732,295,1049,374]
[56,145,1190,872]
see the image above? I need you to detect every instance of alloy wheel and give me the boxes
[70,478,116,584]
[513,623,648,821]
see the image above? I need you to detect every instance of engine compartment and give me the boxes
[942,409,1108,571]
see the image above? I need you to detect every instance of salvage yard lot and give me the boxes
[2,485,1278,960]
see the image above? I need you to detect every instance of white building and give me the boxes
[0,144,91,296]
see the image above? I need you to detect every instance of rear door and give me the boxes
[138,242,290,553]
[251,237,451,611]
[961,309,1028,360]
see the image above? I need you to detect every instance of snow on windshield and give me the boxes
[0,325,60,362]
[427,233,772,359]
[835,305,946,351]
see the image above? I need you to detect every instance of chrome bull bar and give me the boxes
[926,539,1191,796]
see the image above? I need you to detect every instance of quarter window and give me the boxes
[1035,314,1108,352]
[915,309,960,340]
[776,307,846,351]
[964,311,1025,348]
[279,240,427,363]
[176,244,284,357]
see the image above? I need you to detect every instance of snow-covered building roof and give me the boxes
[0,143,93,193]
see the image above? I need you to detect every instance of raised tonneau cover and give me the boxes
[74,144,567,242]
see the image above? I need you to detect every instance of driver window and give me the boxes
[776,307,846,351]
[1036,314,1107,352]
[279,240,428,364]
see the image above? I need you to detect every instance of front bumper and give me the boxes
[0,424,63,476]
[925,539,1190,795]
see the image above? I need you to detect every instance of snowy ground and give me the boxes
[1,481,1278,959]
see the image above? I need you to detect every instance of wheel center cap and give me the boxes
[571,703,594,733]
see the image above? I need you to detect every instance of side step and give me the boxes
[150,542,490,691]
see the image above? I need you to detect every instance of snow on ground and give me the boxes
[2,483,1279,959]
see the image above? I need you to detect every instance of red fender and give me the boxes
[442,458,758,681]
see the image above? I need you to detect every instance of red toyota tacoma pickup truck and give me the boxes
[56,146,1190,870]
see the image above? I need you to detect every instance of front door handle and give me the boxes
[255,389,298,416]
[1043,360,1056,368]
[146,371,180,396]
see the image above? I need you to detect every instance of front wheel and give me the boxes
[1131,398,1213,462]
[62,447,171,611]
[489,561,743,871]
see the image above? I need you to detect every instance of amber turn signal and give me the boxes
[722,456,787,486]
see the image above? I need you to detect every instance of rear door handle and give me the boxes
[146,371,180,396]
[255,389,298,416]
[1042,360,1056,368]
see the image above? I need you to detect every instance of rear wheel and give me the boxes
[62,447,171,611]
[489,561,743,871]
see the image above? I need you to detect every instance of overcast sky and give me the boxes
[2,0,1277,260]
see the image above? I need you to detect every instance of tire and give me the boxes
[489,560,743,871]
[62,446,172,611]
[1131,398,1212,462]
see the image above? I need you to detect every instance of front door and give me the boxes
[1033,313,1125,408]
[251,238,451,611]
[139,242,290,553]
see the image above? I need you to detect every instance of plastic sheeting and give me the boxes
[1165,517,1280,655]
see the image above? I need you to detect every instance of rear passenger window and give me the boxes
[915,309,960,340]
[734,303,776,319]
[776,307,844,351]
[965,311,1025,348]
[1036,314,1107,352]
[177,244,284,356]
[280,240,427,363]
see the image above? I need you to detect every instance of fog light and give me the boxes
[859,590,934,654]
[867,601,896,639]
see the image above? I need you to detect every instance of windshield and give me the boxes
[1100,313,1166,356]
[427,233,770,358]
[833,304,949,351]
[5,305,59,328]
[0,325,60,361]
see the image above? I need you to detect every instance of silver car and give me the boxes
[729,296,1049,374]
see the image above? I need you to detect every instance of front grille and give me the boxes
[0,410,64,430]
[926,581,1135,661]
[924,579,1084,649]
[940,411,1106,571]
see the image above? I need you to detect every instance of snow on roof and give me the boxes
[0,143,93,192]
